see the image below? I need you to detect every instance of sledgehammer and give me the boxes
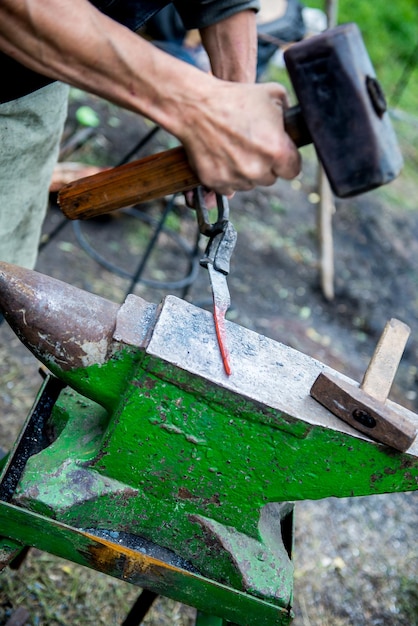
[58,23,403,220]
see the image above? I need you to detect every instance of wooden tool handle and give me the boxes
[58,145,198,220]
[311,371,417,452]
[360,318,411,403]
[58,106,310,220]
[310,318,417,452]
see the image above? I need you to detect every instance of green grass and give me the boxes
[0,550,138,625]
[396,575,418,625]
[375,114,418,211]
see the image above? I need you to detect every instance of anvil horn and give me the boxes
[0,262,143,409]
[0,262,119,371]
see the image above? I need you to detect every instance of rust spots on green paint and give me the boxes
[81,530,183,581]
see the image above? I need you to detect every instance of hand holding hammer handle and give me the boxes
[58,24,403,221]
[58,107,309,221]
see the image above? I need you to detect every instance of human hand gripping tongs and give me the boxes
[193,189,237,376]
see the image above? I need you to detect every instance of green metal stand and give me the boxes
[0,264,417,624]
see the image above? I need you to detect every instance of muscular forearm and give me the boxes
[200,10,258,83]
[0,1,300,194]
[0,0,216,137]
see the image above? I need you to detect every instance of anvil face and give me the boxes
[0,263,417,623]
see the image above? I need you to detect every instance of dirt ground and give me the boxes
[0,92,417,625]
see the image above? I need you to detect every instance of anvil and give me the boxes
[0,263,417,625]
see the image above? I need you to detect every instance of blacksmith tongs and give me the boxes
[194,188,237,375]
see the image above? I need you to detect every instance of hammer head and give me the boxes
[284,23,403,198]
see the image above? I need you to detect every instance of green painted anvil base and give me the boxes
[0,264,417,624]
[0,375,294,625]
[7,381,295,610]
[0,500,293,626]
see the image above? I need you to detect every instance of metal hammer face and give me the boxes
[284,23,403,198]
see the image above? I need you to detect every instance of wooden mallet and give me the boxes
[310,318,417,452]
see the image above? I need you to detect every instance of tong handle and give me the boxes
[194,191,237,275]
[200,222,237,275]
[194,189,230,237]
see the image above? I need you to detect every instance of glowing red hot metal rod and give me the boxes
[195,191,237,376]
[207,252,233,376]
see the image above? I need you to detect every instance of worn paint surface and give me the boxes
[0,264,417,624]
[10,346,418,608]
[0,501,292,625]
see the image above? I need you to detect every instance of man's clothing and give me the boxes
[0,82,69,268]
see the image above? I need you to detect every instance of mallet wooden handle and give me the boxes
[58,106,310,220]
[310,319,417,451]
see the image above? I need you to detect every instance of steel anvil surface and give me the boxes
[0,263,417,624]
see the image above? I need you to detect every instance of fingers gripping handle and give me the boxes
[57,107,309,221]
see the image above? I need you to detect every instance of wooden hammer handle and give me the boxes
[58,105,310,220]
[59,145,198,220]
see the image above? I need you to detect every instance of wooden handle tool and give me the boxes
[310,318,417,451]
[58,107,309,220]
[58,24,403,221]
